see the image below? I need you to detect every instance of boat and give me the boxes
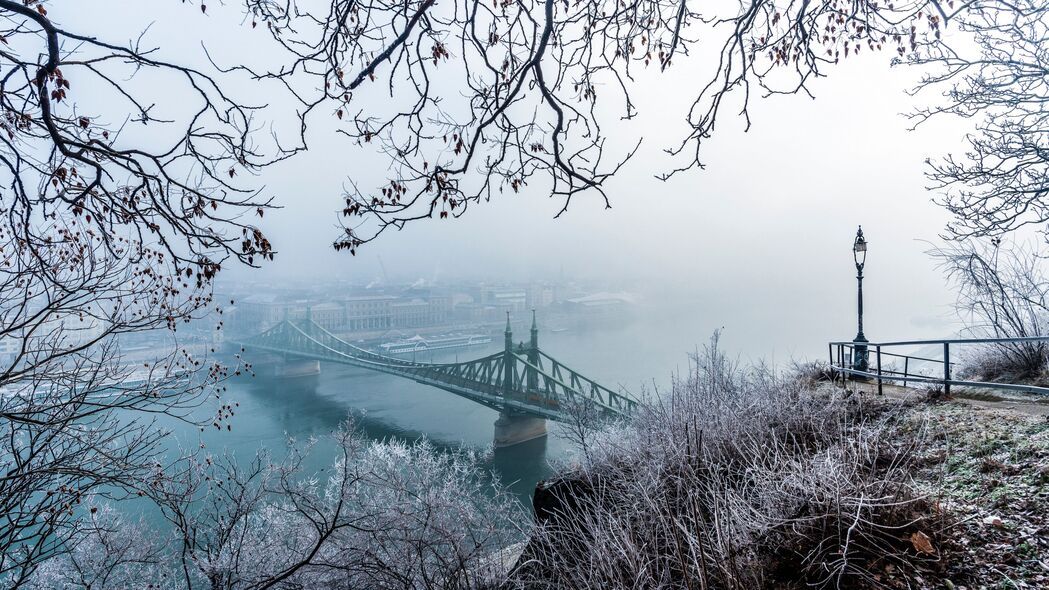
[377,333,492,356]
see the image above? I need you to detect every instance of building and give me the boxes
[481,287,528,314]
[527,283,558,308]
[564,292,636,318]
[308,302,345,332]
[339,295,397,331]
[0,336,19,365]
[233,293,296,333]
[427,293,452,325]
[391,298,431,328]
[225,284,521,337]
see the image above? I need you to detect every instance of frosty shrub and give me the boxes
[24,421,524,590]
[509,332,936,589]
[20,506,173,589]
[788,359,838,386]
[935,240,1049,386]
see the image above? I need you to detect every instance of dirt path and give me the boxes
[843,380,1049,416]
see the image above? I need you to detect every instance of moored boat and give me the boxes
[378,333,492,356]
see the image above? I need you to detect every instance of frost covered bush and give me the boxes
[510,333,935,589]
[935,240,1049,386]
[961,343,1049,387]
[22,507,173,589]
[788,359,838,386]
[24,422,523,590]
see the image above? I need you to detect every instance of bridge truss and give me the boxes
[232,313,638,421]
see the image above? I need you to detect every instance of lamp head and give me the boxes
[853,226,867,267]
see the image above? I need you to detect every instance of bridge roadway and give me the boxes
[232,311,638,446]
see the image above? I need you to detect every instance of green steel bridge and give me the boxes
[232,312,638,433]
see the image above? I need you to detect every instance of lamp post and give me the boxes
[852,226,869,372]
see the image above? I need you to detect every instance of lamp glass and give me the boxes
[853,231,867,266]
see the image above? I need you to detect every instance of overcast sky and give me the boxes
[60,1,977,357]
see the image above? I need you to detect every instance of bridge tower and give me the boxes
[503,312,514,392]
[275,305,320,378]
[527,310,539,391]
[494,311,547,447]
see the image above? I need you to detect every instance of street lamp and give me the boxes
[852,226,869,372]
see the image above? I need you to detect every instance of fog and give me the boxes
[64,0,970,361]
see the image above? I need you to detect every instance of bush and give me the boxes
[934,239,1049,386]
[22,423,524,590]
[789,359,839,385]
[508,333,938,589]
[960,342,1049,387]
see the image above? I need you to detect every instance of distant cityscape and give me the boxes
[219,279,640,345]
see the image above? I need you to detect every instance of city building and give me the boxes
[340,295,397,331]
[233,293,296,333]
[527,282,558,308]
[391,298,431,328]
[308,302,345,332]
[481,287,528,314]
[564,292,636,318]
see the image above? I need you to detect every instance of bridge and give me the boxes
[232,311,639,446]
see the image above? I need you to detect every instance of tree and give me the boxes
[241,0,1046,249]
[933,238,1049,384]
[244,0,649,252]
[916,3,1049,242]
[0,1,278,582]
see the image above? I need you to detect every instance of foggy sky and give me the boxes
[61,1,976,360]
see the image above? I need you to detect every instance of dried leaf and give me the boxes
[910,531,935,555]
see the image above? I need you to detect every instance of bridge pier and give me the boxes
[274,358,321,378]
[493,411,548,448]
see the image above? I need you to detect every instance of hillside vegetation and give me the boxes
[505,336,1049,589]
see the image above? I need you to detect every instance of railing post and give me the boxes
[943,342,951,397]
[836,345,842,386]
[838,344,845,389]
[876,345,883,395]
[843,345,849,390]
[903,356,909,388]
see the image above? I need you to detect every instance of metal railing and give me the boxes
[828,336,1049,396]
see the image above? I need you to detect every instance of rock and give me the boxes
[506,474,599,582]
[531,475,595,527]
